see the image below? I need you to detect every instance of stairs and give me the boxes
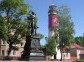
[29,51,45,61]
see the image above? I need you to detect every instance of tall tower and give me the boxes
[48,4,61,60]
[48,4,59,37]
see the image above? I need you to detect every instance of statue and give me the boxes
[28,11,38,36]
[21,11,44,61]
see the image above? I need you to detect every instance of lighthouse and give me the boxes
[48,4,59,37]
[48,4,61,59]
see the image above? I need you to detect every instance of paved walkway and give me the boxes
[0,60,74,62]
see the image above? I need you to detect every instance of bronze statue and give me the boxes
[28,11,38,36]
[21,11,44,61]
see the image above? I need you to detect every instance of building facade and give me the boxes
[0,38,25,57]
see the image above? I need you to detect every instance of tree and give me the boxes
[0,16,7,40]
[74,35,84,46]
[45,36,56,56]
[43,27,58,57]
[0,0,29,56]
[57,6,74,61]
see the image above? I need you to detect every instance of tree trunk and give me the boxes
[60,48,62,61]
[8,42,13,56]
[8,47,12,56]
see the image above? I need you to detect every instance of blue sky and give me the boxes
[24,0,84,45]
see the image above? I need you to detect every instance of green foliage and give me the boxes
[0,0,29,41]
[57,5,74,61]
[74,36,84,46]
[0,0,29,16]
[46,37,56,56]
[0,0,30,55]
[0,16,7,40]
[57,5,74,49]
[44,28,58,56]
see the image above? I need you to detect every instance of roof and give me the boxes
[62,43,84,53]
[71,43,84,49]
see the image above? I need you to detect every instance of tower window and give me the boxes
[2,50,4,56]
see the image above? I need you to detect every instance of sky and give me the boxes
[24,0,84,45]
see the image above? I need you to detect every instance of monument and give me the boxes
[21,11,44,61]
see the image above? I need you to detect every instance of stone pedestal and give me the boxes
[21,36,31,61]
[29,36,44,61]
[29,51,44,60]
[21,36,44,61]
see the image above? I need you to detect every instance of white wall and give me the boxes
[50,46,61,59]
[56,47,61,59]
[62,53,70,59]
[50,46,71,60]
[0,38,25,57]
[77,50,80,59]
[77,49,84,59]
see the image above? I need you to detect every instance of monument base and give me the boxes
[21,36,45,61]
[29,51,44,60]
[21,36,31,61]
[29,36,45,61]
